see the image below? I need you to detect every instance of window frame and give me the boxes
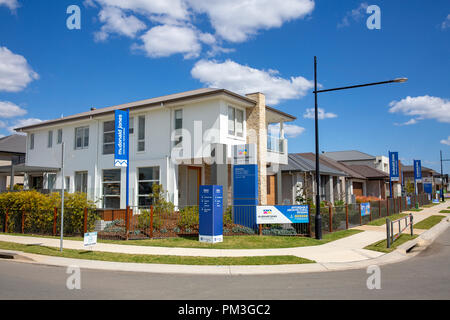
[173,109,183,148]
[103,120,115,155]
[29,133,34,150]
[75,171,88,194]
[47,130,53,148]
[102,169,121,209]
[74,126,89,150]
[57,129,63,144]
[228,105,244,138]
[137,115,145,152]
[137,167,160,207]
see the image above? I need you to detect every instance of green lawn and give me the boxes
[0,229,363,250]
[439,210,450,214]
[367,214,408,226]
[364,234,418,253]
[414,215,446,230]
[0,241,314,265]
[408,208,423,212]
[422,203,440,208]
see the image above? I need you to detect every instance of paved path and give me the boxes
[1,226,449,300]
[0,201,448,265]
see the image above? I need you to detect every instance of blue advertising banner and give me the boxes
[389,152,399,182]
[233,164,258,230]
[361,203,371,217]
[256,205,309,224]
[414,160,422,182]
[199,185,223,243]
[114,110,129,167]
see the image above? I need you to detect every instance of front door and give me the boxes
[267,175,277,205]
[187,167,201,205]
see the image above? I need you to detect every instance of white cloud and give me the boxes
[8,118,43,133]
[187,0,315,42]
[191,59,313,105]
[442,14,450,30]
[0,101,27,118]
[441,136,450,146]
[303,107,337,120]
[338,2,369,28]
[269,123,305,138]
[0,47,39,92]
[94,6,146,41]
[0,0,19,10]
[138,24,202,58]
[389,96,450,123]
[394,118,418,126]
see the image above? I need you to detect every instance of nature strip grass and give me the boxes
[367,213,408,227]
[439,210,450,214]
[414,215,446,230]
[0,241,315,266]
[364,234,418,254]
[1,229,363,250]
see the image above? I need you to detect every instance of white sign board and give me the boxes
[232,144,257,165]
[84,232,97,247]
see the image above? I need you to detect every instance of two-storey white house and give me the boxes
[16,88,296,209]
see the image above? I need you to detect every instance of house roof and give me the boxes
[281,153,347,176]
[299,153,366,180]
[347,165,389,180]
[0,134,26,154]
[15,88,296,132]
[323,150,376,162]
[401,165,437,174]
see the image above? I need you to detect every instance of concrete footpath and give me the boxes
[0,200,449,275]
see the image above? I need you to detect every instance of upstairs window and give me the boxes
[137,116,145,152]
[174,109,183,147]
[228,106,244,137]
[75,126,89,150]
[47,131,53,148]
[103,121,115,155]
[57,129,63,144]
[29,133,34,150]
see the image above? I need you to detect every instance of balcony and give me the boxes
[267,135,288,165]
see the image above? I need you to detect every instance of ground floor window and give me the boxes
[47,173,56,191]
[75,171,88,193]
[138,167,160,207]
[103,169,121,209]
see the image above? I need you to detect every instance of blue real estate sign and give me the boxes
[389,152,399,182]
[199,185,223,243]
[256,205,309,224]
[114,110,129,167]
[361,203,371,217]
[414,160,422,182]
[233,164,258,229]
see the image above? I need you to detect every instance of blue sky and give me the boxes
[0,0,449,173]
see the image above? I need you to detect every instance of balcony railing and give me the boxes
[267,136,285,153]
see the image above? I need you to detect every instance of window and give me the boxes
[138,167,160,207]
[129,117,134,134]
[47,131,53,148]
[57,129,62,144]
[103,121,115,155]
[174,110,183,147]
[47,173,56,191]
[65,176,70,192]
[103,169,121,209]
[137,116,145,152]
[75,126,89,149]
[75,171,88,194]
[228,106,244,137]
[29,134,34,150]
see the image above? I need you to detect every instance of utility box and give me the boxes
[199,185,223,243]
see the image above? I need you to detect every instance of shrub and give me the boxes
[223,206,233,226]
[231,225,255,235]
[137,209,162,230]
[178,206,199,230]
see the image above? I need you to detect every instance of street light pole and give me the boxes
[312,56,407,240]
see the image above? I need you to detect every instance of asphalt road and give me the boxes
[0,228,449,300]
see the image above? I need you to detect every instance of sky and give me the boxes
[0,0,449,173]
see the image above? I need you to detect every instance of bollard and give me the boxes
[53,207,57,236]
[410,214,414,236]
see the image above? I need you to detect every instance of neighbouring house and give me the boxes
[402,165,439,194]
[343,165,389,199]
[0,134,27,191]
[15,88,296,209]
[280,153,347,205]
[323,150,400,197]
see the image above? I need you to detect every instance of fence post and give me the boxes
[259,224,262,236]
[83,207,88,234]
[21,210,25,234]
[4,209,8,233]
[379,200,381,217]
[400,197,402,212]
[345,204,349,230]
[359,203,362,225]
[53,207,57,236]
[125,206,130,240]
[386,198,389,216]
[393,197,396,214]
[150,205,154,239]
[329,206,333,232]
[369,203,372,222]
[386,219,391,248]
[308,205,312,237]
